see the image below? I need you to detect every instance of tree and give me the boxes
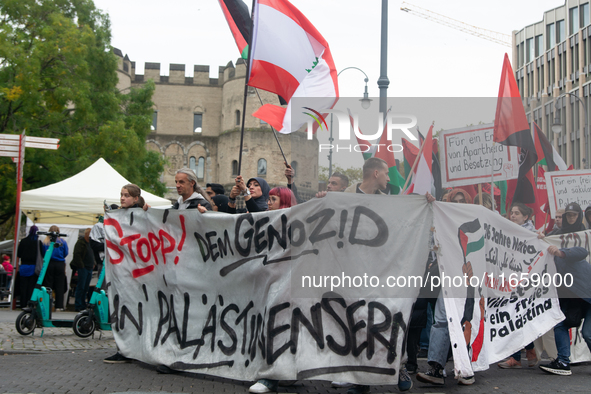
[319,165,363,186]
[0,0,165,233]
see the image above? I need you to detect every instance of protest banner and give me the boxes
[439,123,519,188]
[545,169,591,216]
[104,194,432,384]
[544,231,591,363]
[433,202,564,377]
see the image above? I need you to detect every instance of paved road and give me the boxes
[1,309,590,394]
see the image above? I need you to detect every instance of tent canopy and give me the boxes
[21,158,172,225]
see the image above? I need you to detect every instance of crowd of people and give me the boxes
[8,158,589,392]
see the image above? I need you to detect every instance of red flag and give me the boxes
[405,124,433,195]
[493,54,537,204]
[535,166,550,231]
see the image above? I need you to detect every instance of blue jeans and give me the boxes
[75,268,93,311]
[555,305,591,365]
[427,294,450,367]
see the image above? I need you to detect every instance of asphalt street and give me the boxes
[1,309,590,394]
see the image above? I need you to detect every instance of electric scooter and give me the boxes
[15,231,73,335]
[72,261,110,338]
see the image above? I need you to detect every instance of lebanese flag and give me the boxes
[405,124,434,195]
[248,0,338,133]
[493,54,537,204]
[533,121,567,171]
[219,0,252,59]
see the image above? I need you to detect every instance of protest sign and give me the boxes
[104,194,432,384]
[545,169,591,216]
[433,202,564,377]
[439,124,519,187]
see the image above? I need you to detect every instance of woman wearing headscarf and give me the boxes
[17,226,43,308]
[228,175,270,213]
[446,188,473,204]
[556,202,586,235]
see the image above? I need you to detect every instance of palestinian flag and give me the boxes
[533,121,567,171]
[419,130,442,199]
[458,219,484,262]
[401,137,419,181]
[219,0,252,59]
[404,124,434,195]
[493,54,537,204]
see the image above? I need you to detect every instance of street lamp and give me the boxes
[328,67,371,178]
[552,93,589,167]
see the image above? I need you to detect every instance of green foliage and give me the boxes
[0,0,165,228]
[319,165,363,186]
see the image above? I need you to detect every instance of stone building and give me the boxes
[513,0,591,169]
[114,48,319,200]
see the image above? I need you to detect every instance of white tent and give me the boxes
[21,158,172,225]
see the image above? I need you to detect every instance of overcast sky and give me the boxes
[93,0,563,168]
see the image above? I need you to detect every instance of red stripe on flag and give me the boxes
[248,59,300,102]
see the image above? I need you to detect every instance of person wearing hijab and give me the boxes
[228,175,270,213]
[556,202,586,235]
[211,194,230,213]
[446,188,473,204]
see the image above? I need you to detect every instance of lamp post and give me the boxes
[328,67,372,178]
[378,0,389,116]
[552,92,589,168]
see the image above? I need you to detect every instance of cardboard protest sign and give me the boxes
[545,169,591,216]
[104,194,432,384]
[433,202,564,377]
[439,124,519,187]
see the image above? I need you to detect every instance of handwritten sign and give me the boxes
[545,169,591,216]
[439,124,519,187]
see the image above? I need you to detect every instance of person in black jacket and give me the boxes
[556,202,586,235]
[227,175,270,213]
[17,225,42,308]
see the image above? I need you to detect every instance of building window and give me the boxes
[190,156,196,172]
[557,19,565,43]
[570,7,579,35]
[582,3,590,27]
[526,38,534,63]
[547,23,555,49]
[194,113,203,133]
[235,110,240,126]
[197,157,205,179]
[535,35,543,58]
[257,158,267,176]
[152,111,158,131]
[232,160,238,176]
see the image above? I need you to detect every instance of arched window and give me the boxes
[235,110,241,126]
[257,158,267,176]
[197,157,205,179]
[189,156,196,172]
[231,160,238,176]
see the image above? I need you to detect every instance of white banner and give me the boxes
[433,202,564,377]
[545,169,591,217]
[105,194,432,385]
[544,230,591,363]
[439,124,519,187]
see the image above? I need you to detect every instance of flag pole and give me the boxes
[490,141,495,211]
[237,0,258,175]
[254,88,288,164]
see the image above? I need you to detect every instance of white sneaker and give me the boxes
[249,382,273,393]
[331,381,353,388]
[458,375,475,385]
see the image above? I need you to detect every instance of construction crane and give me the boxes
[400,2,512,48]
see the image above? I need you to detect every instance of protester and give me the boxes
[546,208,565,235]
[473,192,494,211]
[498,203,537,368]
[228,176,270,213]
[205,182,225,199]
[555,202,585,234]
[173,168,212,210]
[248,186,297,394]
[417,189,475,386]
[586,204,591,229]
[315,171,350,198]
[211,194,230,212]
[17,225,42,308]
[72,228,95,312]
[285,163,304,203]
[41,225,69,311]
[104,184,147,364]
[540,245,591,375]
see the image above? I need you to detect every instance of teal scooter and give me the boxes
[72,261,110,338]
[15,231,73,335]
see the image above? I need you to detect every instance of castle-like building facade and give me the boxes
[114,49,319,200]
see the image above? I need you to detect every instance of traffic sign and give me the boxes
[25,142,59,150]
[0,145,19,151]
